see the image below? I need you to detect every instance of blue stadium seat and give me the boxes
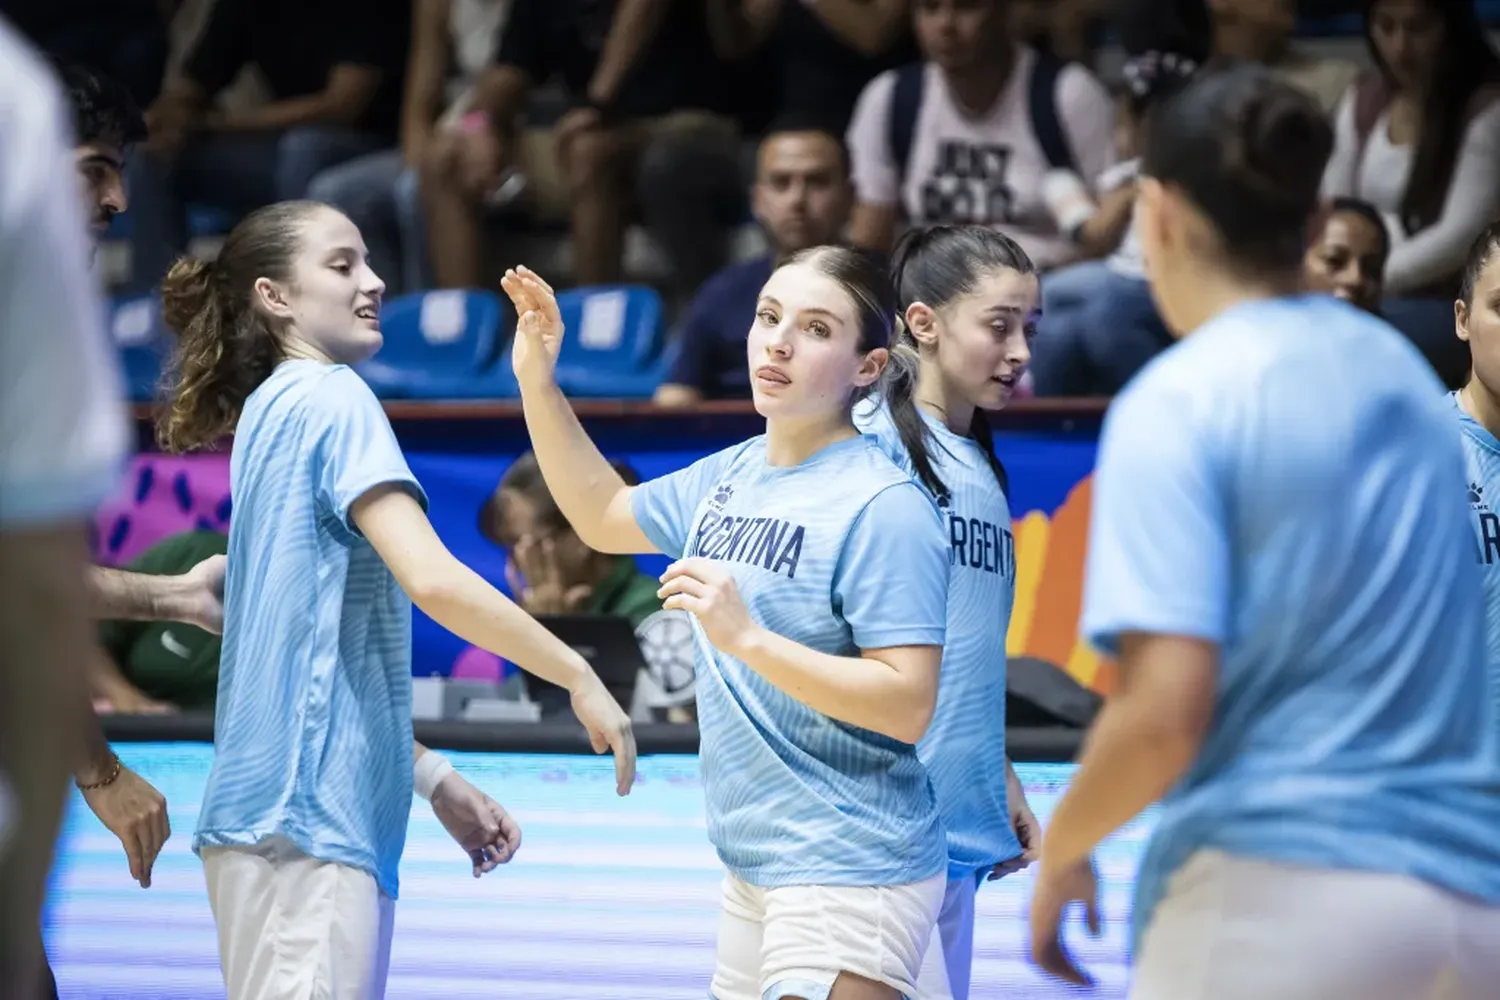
[357,289,507,398]
[488,284,670,399]
[109,295,169,403]
[187,204,237,239]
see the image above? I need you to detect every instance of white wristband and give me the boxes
[414,751,456,801]
[1043,168,1097,241]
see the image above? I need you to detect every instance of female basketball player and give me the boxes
[156,201,635,999]
[503,250,951,1000]
[852,225,1045,1000]
[1452,219,1500,698]
[1031,65,1500,998]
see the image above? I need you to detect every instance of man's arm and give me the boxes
[88,555,225,633]
[805,0,908,57]
[214,65,384,132]
[587,0,673,108]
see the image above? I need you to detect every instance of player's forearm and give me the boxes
[517,379,632,550]
[1038,695,1197,875]
[88,565,197,623]
[731,627,935,743]
[409,559,593,692]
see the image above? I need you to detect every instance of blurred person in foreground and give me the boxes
[654,117,854,405]
[1031,64,1500,996]
[0,26,138,995]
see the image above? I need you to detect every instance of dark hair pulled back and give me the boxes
[887,226,1037,496]
[1141,62,1333,274]
[779,245,948,500]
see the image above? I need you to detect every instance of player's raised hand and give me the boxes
[657,558,756,656]
[429,773,522,876]
[569,673,637,796]
[501,266,564,389]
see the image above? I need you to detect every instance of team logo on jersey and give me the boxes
[1470,482,1488,511]
[707,483,735,512]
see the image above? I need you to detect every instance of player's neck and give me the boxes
[1178,268,1304,336]
[915,363,974,435]
[763,414,859,467]
[943,41,1016,116]
[1460,379,1500,438]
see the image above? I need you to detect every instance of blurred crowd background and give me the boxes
[5,0,1500,402]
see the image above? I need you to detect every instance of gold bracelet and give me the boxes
[76,752,122,791]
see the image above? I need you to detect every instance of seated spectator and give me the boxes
[307,0,510,295]
[1304,197,1389,314]
[1322,0,1500,387]
[844,0,1116,269]
[92,530,228,714]
[654,118,853,405]
[476,453,696,721]
[1208,0,1358,112]
[645,0,913,298]
[7,0,171,108]
[1031,43,1204,397]
[125,0,410,292]
[50,55,145,248]
[421,0,737,289]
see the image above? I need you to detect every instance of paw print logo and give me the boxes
[1470,482,1487,509]
[709,483,735,511]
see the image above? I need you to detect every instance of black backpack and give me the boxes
[885,50,1077,196]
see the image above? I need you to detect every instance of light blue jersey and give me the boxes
[855,400,1024,879]
[1452,392,1500,720]
[631,434,950,887]
[1081,297,1500,949]
[194,362,428,899]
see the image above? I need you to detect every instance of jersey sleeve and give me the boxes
[630,444,745,558]
[311,367,427,534]
[832,482,948,649]
[0,48,130,529]
[1080,381,1231,655]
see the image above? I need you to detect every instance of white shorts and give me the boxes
[1131,850,1500,1000]
[202,836,395,1000]
[710,871,946,1000]
[913,873,982,1000]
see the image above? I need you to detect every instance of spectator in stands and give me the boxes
[307,0,510,295]
[844,0,1116,269]
[420,0,736,289]
[645,0,914,301]
[124,0,411,292]
[1207,0,1359,112]
[1011,0,1108,65]
[1322,0,1500,388]
[1303,197,1389,314]
[479,452,696,721]
[1030,41,1206,397]
[92,530,228,715]
[654,119,853,405]
[6,0,172,108]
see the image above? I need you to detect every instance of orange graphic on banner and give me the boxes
[1007,475,1117,696]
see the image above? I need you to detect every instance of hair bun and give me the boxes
[1240,86,1331,202]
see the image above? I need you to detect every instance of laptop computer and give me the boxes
[525,614,647,719]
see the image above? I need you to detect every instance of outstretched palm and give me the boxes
[501,266,565,387]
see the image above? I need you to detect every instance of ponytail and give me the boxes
[878,320,949,503]
[155,201,317,453]
[967,408,1009,496]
